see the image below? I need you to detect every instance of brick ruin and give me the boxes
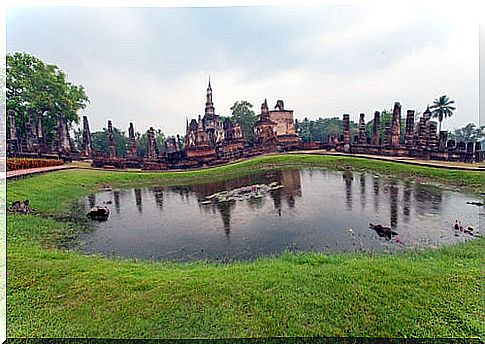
[6,83,483,168]
[341,102,483,163]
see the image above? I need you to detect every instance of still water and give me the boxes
[77,169,482,261]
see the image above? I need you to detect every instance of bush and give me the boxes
[7,158,64,171]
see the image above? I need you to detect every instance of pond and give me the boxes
[77,169,482,261]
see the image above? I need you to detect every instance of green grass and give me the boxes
[7,154,485,338]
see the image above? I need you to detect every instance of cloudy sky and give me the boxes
[6,3,480,135]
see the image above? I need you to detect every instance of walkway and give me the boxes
[6,165,76,179]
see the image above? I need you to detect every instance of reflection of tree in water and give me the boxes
[360,173,366,210]
[216,200,236,238]
[343,170,353,210]
[373,176,380,212]
[152,188,164,210]
[403,181,412,222]
[413,184,443,216]
[134,189,142,214]
[88,194,96,209]
[113,191,120,214]
[389,181,399,229]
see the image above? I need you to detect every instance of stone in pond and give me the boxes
[87,206,110,221]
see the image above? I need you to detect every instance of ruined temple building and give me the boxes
[185,80,244,161]
[254,99,300,151]
[127,122,138,158]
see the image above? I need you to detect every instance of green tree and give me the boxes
[91,126,129,157]
[430,95,456,133]
[7,52,89,143]
[230,101,258,144]
[365,110,405,143]
[135,129,166,157]
[449,123,485,143]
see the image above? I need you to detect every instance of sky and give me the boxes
[6,3,481,135]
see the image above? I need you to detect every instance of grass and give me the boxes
[6,154,485,338]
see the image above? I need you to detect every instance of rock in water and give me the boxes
[87,206,110,221]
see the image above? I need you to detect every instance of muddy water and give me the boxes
[77,169,482,261]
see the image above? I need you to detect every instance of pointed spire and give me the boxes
[205,77,215,116]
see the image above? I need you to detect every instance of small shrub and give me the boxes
[7,158,64,171]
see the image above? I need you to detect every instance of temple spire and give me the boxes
[205,77,215,116]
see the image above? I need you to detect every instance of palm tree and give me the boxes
[430,95,456,133]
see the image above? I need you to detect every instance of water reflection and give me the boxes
[389,181,398,229]
[79,169,479,261]
[360,174,366,210]
[134,189,142,213]
[114,191,120,214]
[403,182,411,222]
[343,170,353,210]
[373,176,380,213]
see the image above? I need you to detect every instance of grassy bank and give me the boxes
[7,154,485,338]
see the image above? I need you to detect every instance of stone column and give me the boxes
[25,109,37,151]
[8,109,19,154]
[358,113,366,145]
[383,123,392,147]
[37,111,44,146]
[371,111,380,146]
[417,117,428,150]
[404,110,415,148]
[426,121,438,150]
[56,113,71,153]
[146,127,157,159]
[342,114,350,145]
[438,131,448,151]
[127,122,137,158]
[107,120,116,158]
[82,116,93,157]
[391,102,401,146]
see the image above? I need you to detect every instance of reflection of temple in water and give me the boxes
[373,176,380,212]
[191,170,302,236]
[134,189,142,213]
[360,173,366,210]
[113,191,120,214]
[403,182,411,222]
[343,170,353,210]
[389,181,398,229]
[413,184,443,216]
[152,188,164,211]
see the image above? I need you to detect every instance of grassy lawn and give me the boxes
[7,154,485,338]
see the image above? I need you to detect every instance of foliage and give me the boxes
[6,52,89,143]
[295,117,358,143]
[448,123,485,143]
[135,129,166,157]
[365,110,406,143]
[430,95,456,132]
[6,158,63,171]
[91,126,129,157]
[230,101,258,144]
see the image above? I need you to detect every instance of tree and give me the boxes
[91,126,129,157]
[449,123,485,143]
[135,129,166,157]
[7,52,89,143]
[430,95,456,133]
[365,110,405,143]
[230,101,258,144]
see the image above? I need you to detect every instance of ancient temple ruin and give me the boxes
[6,79,483,169]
